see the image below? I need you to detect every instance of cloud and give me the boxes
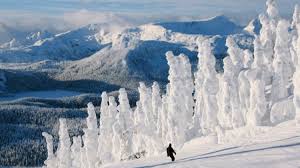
[62,9,134,31]
[0,0,298,33]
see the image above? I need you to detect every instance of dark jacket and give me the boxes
[167,146,176,157]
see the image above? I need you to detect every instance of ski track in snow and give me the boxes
[104,121,300,168]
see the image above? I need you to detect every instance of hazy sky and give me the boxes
[0,0,299,31]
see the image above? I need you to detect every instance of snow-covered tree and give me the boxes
[226,37,245,128]
[226,36,244,71]
[152,82,162,131]
[165,51,194,147]
[291,8,300,66]
[292,5,300,29]
[100,92,109,120]
[98,93,115,164]
[133,101,146,154]
[294,48,300,124]
[83,103,98,168]
[112,108,121,161]
[138,82,161,155]
[247,37,268,126]
[266,0,279,20]
[195,39,219,134]
[42,132,57,168]
[138,82,154,129]
[248,79,267,126]
[179,54,195,126]
[57,119,72,168]
[271,20,294,104]
[193,41,205,136]
[219,57,238,129]
[118,88,134,160]
[238,50,253,122]
[159,95,170,145]
[71,136,82,168]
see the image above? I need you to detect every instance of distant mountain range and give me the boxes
[0,15,257,93]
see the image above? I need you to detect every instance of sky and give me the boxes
[0,0,299,31]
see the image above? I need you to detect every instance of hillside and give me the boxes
[104,120,300,168]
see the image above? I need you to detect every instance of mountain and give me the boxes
[55,16,252,89]
[0,24,106,63]
[0,23,55,49]
[0,23,18,45]
[155,15,244,35]
[1,15,253,92]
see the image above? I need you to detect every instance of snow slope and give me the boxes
[105,120,300,168]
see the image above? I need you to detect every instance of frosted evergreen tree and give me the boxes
[266,0,279,33]
[218,57,235,129]
[42,132,57,168]
[151,82,164,152]
[98,93,115,164]
[134,101,145,128]
[179,54,195,128]
[248,79,267,126]
[71,136,82,168]
[100,92,109,121]
[138,82,154,130]
[252,37,265,69]
[80,141,88,168]
[152,82,162,131]
[266,0,279,19]
[118,88,134,160]
[83,103,98,168]
[247,37,268,126]
[294,25,300,123]
[226,37,245,128]
[133,101,147,154]
[195,39,219,134]
[238,50,253,122]
[292,23,300,125]
[291,6,300,66]
[226,36,244,71]
[242,50,254,69]
[160,95,170,145]
[258,0,280,85]
[166,51,193,147]
[112,110,121,161]
[292,5,300,29]
[271,20,294,104]
[194,39,205,136]
[259,14,274,68]
[57,119,72,168]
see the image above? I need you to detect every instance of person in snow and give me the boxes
[167,143,176,161]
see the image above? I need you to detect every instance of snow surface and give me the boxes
[104,120,300,168]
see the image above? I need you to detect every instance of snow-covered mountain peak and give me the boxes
[154,15,243,35]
